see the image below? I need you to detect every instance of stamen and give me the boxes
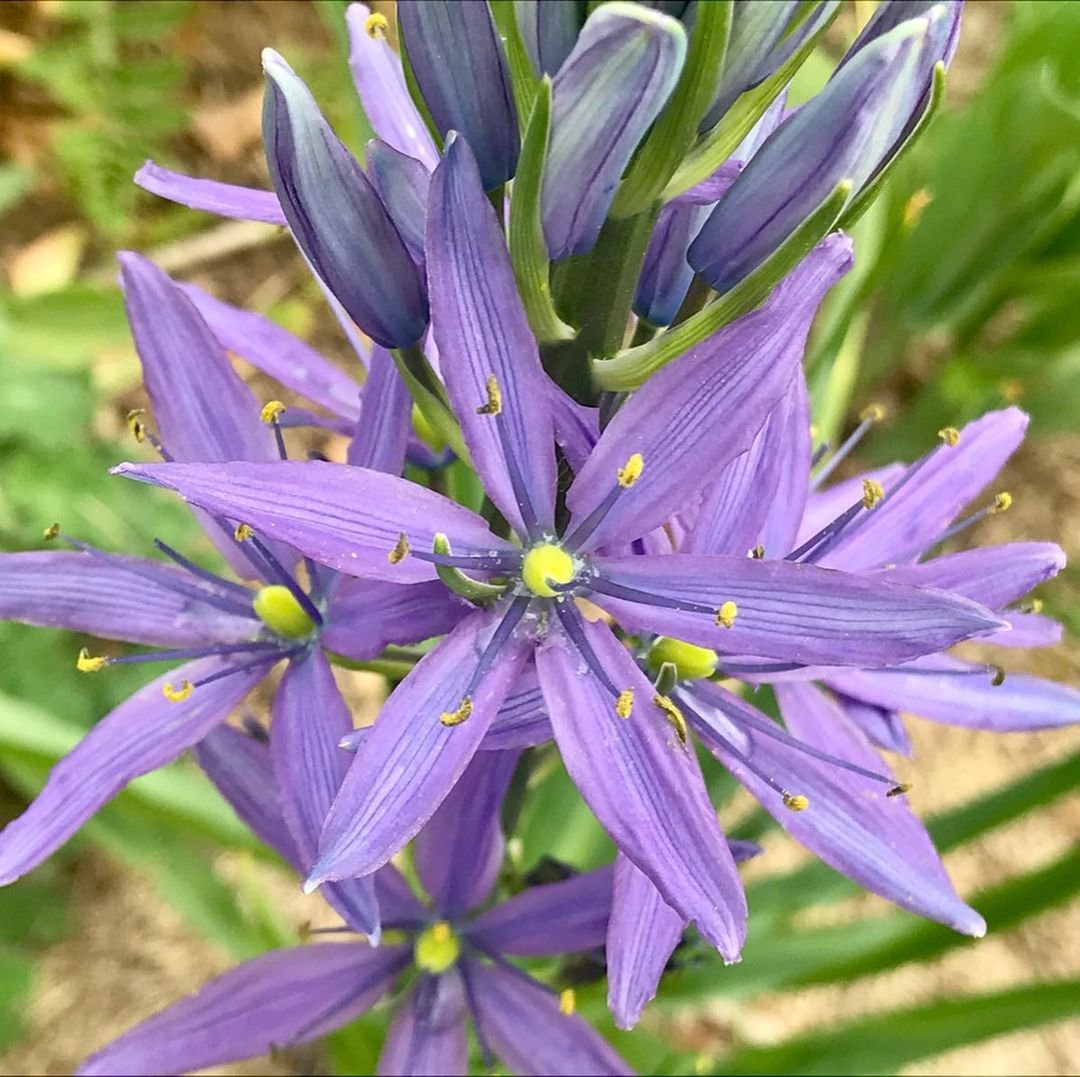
[715,601,738,629]
[188,649,295,691]
[810,442,829,468]
[559,988,576,1016]
[126,408,146,443]
[235,529,324,628]
[553,602,620,697]
[615,689,634,719]
[862,479,885,509]
[388,532,410,564]
[163,680,194,702]
[889,490,1013,563]
[1019,598,1044,614]
[260,399,289,461]
[234,523,254,542]
[938,426,960,446]
[782,793,809,812]
[991,664,1006,687]
[812,404,886,487]
[99,641,283,669]
[43,522,61,541]
[440,697,474,727]
[886,783,912,797]
[588,578,718,619]
[617,453,644,488]
[785,498,865,562]
[992,491,1012,514]
[76,648,108,673]
[153,538,252,599]
[365,11,389,37]
[653,694,688,743]
[476,374,503,416]
[750,544,765,559]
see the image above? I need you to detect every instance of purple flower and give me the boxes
[0,255,464,931]
[80,744,630,1077]
[115,137,1003,962]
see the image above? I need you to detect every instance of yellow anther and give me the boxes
[990,664,1006,687]
[648,636,717,682]
[388,532,410,564]
[476,374,503,416]
[43,522,60,541]
[617,453,644,488]
[715,601,738,629]
[365,11,389,37]
[937,426,960,446]
[886,783,912,798]
[253,584,315,639]
[615,689,634,719]
[126,408,146,443]
[163,680,194,703]
[440,696,473,727]
[76,647,108,673]
[653,694,688,743]
[260,400,286,425]
[559,988,576,1016]
[809,423,818,440]
[991,491,1012,514]
[903,188,933,228]
[234,523,254,542]
[414,920,460,974]
[1022,598,1044,614]
[521,543,575,598]
[860,402,887,423]
[782,793,809,812]
[750,544,765,560]
[862,479,885,509]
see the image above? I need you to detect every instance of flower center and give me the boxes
[252,584,316,639]
[648,636,718,681]
[521,543,575,598]
[413,920,460,974]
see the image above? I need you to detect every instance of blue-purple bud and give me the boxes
[261,49,428,349]
[516,0,584,77]
[397,0,519,190]
[365,139,431,269]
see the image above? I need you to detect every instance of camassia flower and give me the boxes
[80,743,631,1077]
[118,136,1005,964]
[0,254,464,934]
[603,385,1079,1028]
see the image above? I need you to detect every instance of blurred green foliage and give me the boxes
[0,1,1078,1072]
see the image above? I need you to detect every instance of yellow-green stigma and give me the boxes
[414,920,460,974]
[252,584,316,639]
[648,636,718,682]
[521,543,575,598]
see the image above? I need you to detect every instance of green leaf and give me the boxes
[713,979,1080,1075]
[490,0,540,126]
[0,949,35,1052]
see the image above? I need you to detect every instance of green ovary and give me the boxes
[521,543,575,598]
[648,636,718,681]
[252,585,315,639]
[414,921,460,974]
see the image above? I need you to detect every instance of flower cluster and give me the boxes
[1,1,1077,1073]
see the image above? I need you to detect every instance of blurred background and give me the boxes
[0,1,1077,1073]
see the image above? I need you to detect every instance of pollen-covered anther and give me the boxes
[76,647,108,673]
[991,491,1012,514]
[990,664,1006,687]
[126,408,146,443]
[782,792,809,812]
[653,694,688,744]
[234,523,254,542]
[860,402,887,423]
[750,544,765,559]
[886,783,912,798]
[260,400,286,425]
[861,479,885,510]
[476,374,503,416]
[559,988,576,1016]
[937,426,960,446]
[162,680,194,703]
[440,696,473,727]
[388,532,410,564]
[617,452,644,488]
[715,601,738,629]
[43,522,60,541]
[365,11,389,37]
[1021,598,1044,614]
[615,689,634,719]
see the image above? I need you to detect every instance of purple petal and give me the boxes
[323,578,467,661]
[428,134,557,535]
[262,49,428,349]
[366,139,430,267]
[0,657,265,886]
[484,667,554,750]
[873,542,1066,610]
[832,694,912,756]
[0,550,257,648]
[134,161,287,224]
[469,865,613,957]
[113,460,515,585]
[606,853,685,1030]
[822,408,1029,569]
[592,552,1006,665]
[345,3,439,169]
[193,724,302,869]
[79,942,408,1076]
[569,236,851,551]
[272,650,378,936]
[535,613,747,959]
[414,750,519,918]
[467,960,632,1076]
[550,383,600,475]
[398,0,519,190]
[179,282,362,420]
[378,971,469,1077]
[310,610,531,886]
[543,4,686,259]
[346,345,413,474]
[692,680,985,935]
[824,656,1080,733]
[986,611,1062,649]
[633,199,713,327]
